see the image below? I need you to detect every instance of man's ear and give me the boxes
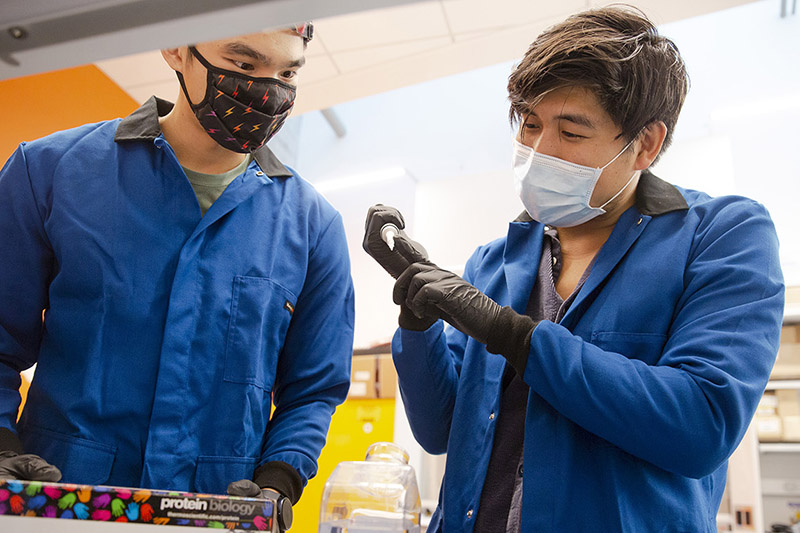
[161,47,186,72]
[634,121,668,170]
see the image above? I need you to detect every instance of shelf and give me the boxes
[759,442,800,453]
[766,379,800,390]
[716,512,733,525]
[784,304,800,324]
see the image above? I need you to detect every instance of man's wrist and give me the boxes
[485,306,537,375]
[259,487,282,499]
[252,461,303,505]
[398,305,436,331]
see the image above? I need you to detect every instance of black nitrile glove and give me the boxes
[228,479,294,531]
[227,461,302,530]
[0,428,62,482]
[362,204,428,279]
[0,452,63,482]
[394,262,538,374]
[363,204,433,330]
[226,478,266,497]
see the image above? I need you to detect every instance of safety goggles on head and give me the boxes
[293,23,314,43]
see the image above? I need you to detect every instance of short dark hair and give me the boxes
[508,6,689,162]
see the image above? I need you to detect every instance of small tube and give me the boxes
[380,223,400,250]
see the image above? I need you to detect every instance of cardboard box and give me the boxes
[772,343,800,380]
[781,324,800,344]
[756,414,783,442]
[348,355,377,399]
[0,480,276,529]
[776,389,800,417]
[758,393,778,416]
[785,286,800,306]
[376,353,397,399]
[782,415,800,441]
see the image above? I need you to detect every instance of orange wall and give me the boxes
[0,65,140,162]
[2,65,138,415]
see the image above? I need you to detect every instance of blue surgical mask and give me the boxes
[512,138,639,227]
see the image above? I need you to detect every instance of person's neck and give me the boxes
[159,97,248,174]
[556,187,638,259]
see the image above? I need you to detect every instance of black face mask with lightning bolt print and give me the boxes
[176,46,296,153]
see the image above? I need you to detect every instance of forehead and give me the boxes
[527,86,613,124]
[199,30,304,60]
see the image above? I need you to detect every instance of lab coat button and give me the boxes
[467,509,473,519]
[489,412,495,420]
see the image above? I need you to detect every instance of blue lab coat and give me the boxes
[0,98,355,495]
[393,173,784,532]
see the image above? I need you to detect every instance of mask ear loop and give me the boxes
[174,46,213,112]
[596,170,640,210]
[593,129,645,209]
[600,133,639,170]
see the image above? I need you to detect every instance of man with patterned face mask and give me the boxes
[363,6,784,533]
[0,23,355,514]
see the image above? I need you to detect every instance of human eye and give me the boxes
[562,130,586,139]
[280,70,298,81]
[229,59,255,72]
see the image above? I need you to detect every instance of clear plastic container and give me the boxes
[318,442,421,533]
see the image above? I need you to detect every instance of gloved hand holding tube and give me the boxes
[362,204,429,279]
[363,205,538,375]
[0,428,62,482]
[227,478,293,531]
[363,204,437,331]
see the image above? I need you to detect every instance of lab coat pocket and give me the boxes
[591,331,668,366]
[224,275,296,390]
[194,455,258,495]
[22,425,117,485]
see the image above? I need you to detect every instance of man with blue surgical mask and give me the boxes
[363,6,784,532]
[0,24,355,519]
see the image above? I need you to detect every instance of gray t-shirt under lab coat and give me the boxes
[182,154,252,216]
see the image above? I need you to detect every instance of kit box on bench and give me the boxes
[0,479,277,531]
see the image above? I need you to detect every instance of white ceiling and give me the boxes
[95,0,761,115]
[0,0,420,80]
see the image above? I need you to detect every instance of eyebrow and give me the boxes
[555,113,596,129]
[222,42,306,69]
[525,111,597,130]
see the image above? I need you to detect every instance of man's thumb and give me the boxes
[394,235,429,264]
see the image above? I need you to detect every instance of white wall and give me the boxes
[317,175,418,349]
[653,1,800,283]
